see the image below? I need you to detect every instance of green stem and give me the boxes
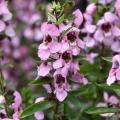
[54,101,59,120]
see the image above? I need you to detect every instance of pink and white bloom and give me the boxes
[41,22,60,37]
[86,3,97,15]
[86,53,98,64]
[37,63,52,77]
[72,9,83,27]
[115,0,120,17]
[107,54,120,85]
[11,91,22,120]
[94,12,120,45]
[97,92,120,117]
[54,70,68,102]
[72,72,88,85]
[38,35,61,60]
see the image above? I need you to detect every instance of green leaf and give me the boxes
[102,57,112,62]
[97,84,120,89]
[48,12,56,23]
[114,89,120,97]
[86,107,120,115]
[57,14,64,25]
[69,83,96,97]
[109,5,115,12]
[67,94,88,111]
[92,0,98,3]
[31,77,51,86]
[97,83,120,97]
[67,14,75,20]
[80,64,98,73]
[52,1,61,11]
[20,100,52,118]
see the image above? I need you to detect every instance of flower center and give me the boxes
[44,35,52,43]
[67,31,77,42]
[62,51,71,62]
[101,23,111,32]
[56,74,65,86]
[0,113,6,119]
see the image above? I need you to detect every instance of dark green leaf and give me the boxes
[57,14,64,25]
[67,94,88,111]
[67,14,75,20]
[32,77,51,86]
[86,107,120,115]
[97,83,120,97]
[20,100,52,118]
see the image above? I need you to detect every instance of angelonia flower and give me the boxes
[107,54,120,85]
[0,0,14,37]
[11,91,22,120]
[97,92,120,117]
[83,0,120,86]
[82,0,120,52]
[86,53,98,64]
[37,9,88,102]
[0,91,22,120]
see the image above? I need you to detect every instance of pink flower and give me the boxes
[86,3,97,15]
[38,36,61,60]
[86,53,98,64]
[72,9,83,27]
[34,97,45,120]
[53,58,64,69]
[0,109,7,119]
[54,70,68,102]
[0,20,5,32]
[11,91,22,111]
[37,63,52,77]
[97,92,120,117]
[37,8,88,102]
[43,84,52,93]
[115,0,120,17]
[0,0,12,21]
[111,41,120,52]
[5,25,15,37]
[107,54,120,85]
[41,22,60,37]
[83,13,93,24]
[72,72,88,85]
[11,91,22,120]
[94,12,120,44]
[70,61,79,74]
[84,35,96,48]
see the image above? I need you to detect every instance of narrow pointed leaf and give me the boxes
[32,77,51,85]
[102,57,112,62]
[86,107,120,115]
[20,100,52,118]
